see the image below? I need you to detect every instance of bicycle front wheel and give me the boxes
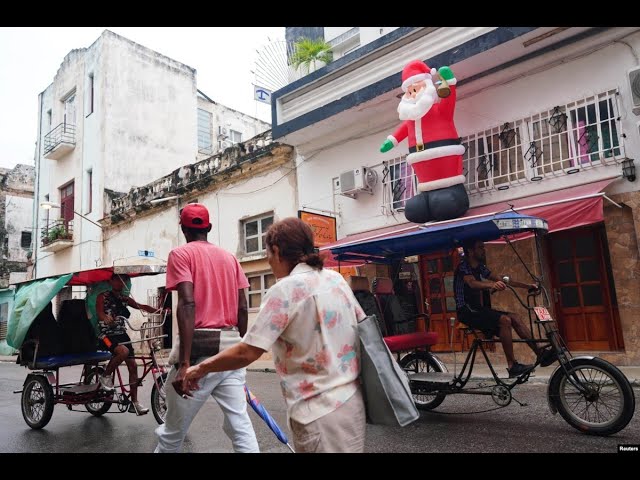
[549,357,635,436]
[151,372,168,424]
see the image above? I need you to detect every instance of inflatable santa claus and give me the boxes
[380,60,469,223]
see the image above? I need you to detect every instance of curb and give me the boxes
[3,357,639,387]
[247,367,276,373]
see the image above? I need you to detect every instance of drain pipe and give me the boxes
[32,92,44,279]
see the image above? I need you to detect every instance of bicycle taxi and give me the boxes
[7,257,170,429]
[324,211,635,436]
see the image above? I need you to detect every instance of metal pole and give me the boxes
[73,210,103,229]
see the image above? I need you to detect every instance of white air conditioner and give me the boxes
[629,66,640,116]
[218,126,228,137]
[339,167,378,198]
[220,140,233,150]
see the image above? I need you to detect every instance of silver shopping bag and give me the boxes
[358,315,420,427]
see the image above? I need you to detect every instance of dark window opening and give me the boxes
[21,231,32,249]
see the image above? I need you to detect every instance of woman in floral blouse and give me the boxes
[181,217,366,453]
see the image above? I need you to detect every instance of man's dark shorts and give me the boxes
[102,332,135,358]
[457,305,508,339]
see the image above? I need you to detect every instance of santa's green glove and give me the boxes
[380,139,394,153]
[438,66,455,81]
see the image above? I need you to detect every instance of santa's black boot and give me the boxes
[427,184,470,221]
[404,192,432,223]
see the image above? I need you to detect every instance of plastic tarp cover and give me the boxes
[7,274,72,349]
[0,289,17,355]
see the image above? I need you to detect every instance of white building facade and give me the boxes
[33,30,270,283]
[196,92,270,160]
[33,30,198,280]
[273,27,640,364]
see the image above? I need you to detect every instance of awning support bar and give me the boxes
[602,194,623,209]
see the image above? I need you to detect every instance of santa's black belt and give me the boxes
[409,138,462,154]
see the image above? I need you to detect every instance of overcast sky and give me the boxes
[0,27,284,169]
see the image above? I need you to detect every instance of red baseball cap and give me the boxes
[179,203,211,229]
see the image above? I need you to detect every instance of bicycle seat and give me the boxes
[29,351,113,369]
[384,332,438,352]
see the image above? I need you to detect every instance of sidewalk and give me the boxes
[0,354,278,369]
[246,358,640,386]
[245,359,640,387]
[3,355,639,385]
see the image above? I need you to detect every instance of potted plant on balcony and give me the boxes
[46,226,68,244]
[290,37,333,78]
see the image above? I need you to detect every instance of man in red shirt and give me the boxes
[154,203,259,453]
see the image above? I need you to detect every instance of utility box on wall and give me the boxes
[339,167,378,198]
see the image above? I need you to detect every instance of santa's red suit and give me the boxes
[386,61,465,193]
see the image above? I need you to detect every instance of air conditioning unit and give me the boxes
[218,126,228,137]
[629,66,640,116]
[339,167,378,198]
[220,140,233,150]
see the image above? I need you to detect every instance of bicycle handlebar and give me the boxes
[502,283,534,310]
[116,310,169,332]
[500,279,551,311]
[488,274,544,306]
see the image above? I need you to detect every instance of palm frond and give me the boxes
[291,37,333,73]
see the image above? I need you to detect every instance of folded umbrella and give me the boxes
[244,384,295,453]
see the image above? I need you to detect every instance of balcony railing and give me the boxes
[43,123,76,159]
[381,155,416,215]
[327,27,360,48]
[381,90,628,214]
[41,220,73,252]
[462,89,626,194]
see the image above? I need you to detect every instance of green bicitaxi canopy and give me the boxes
[7,274,72,349]
[6,260,166,350]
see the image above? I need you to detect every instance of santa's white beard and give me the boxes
[397,82,437,121]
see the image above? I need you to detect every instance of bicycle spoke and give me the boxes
[560,364,625,427]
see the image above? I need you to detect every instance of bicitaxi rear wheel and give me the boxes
[399,351,447,410]
[21,375,54,429]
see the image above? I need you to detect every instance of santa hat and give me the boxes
[401,60,433,92]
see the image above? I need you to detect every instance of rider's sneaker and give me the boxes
[537,348,558,367]
[99,375,114,391]
[128,402,149,415]
[507,362,535,378]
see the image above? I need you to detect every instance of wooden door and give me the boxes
[548,225,621,351]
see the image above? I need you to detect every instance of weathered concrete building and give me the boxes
[0,164,35,287]
[196,91,270,160]
[102,130,295,350]
[0,163,34,354]
[33,29,269,286]
[33,30,197,282]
